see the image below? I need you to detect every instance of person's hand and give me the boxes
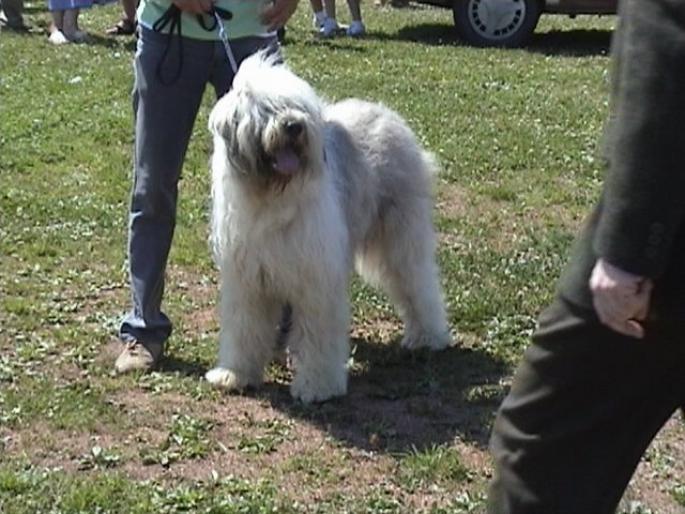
[589,258,653,339]
[173,0,212,14]
[261,0,299,31]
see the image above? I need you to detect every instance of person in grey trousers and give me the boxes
[115,0,300,373]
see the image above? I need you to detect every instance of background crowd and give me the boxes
[0,0,366,43]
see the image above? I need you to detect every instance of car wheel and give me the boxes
[452,0,541,47]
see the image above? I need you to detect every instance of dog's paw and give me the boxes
[401,330,453,351]
[290,373,347,404]
[205,367,253,391]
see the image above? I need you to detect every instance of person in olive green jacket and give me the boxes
[488,0,685,512]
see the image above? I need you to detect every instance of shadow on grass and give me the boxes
[300,37,369,53]
[374,22,462,46]
[155,325,508,453]
[159,355,207,378]
[526,28,613,57]
[82,33,137,51]
[370,23,612,57]
[251,336,509,453]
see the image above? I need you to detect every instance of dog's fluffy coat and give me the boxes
[205,52,452,403]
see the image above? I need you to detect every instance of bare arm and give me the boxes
[261,0,299,31]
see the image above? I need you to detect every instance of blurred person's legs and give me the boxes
[316,0,364,37]
[345,0,364,36]
[309,0,325,28]
[488,299,685,514]
[47,0,90,44]
[106,0,137,36]
[0,0,27,30]
[62,8,87,42]
[319,0,339,37]
[48,10,69,44]
[121,0,136,24]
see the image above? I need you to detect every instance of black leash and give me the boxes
[153,5,234,86]
[152,5,183,86]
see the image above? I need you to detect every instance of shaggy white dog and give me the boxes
[205,52,452,403]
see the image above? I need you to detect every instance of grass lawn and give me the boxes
[1,2,684,513]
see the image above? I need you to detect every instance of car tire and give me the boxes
[452,0,541,48]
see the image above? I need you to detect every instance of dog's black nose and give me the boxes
[285,121,303,138]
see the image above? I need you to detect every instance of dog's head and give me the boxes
[209,51,325,190]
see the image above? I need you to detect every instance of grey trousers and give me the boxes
[119,27,278,345]
[487,299,685,514]
[0,0,24,26]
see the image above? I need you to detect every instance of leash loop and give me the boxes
[152,4,184,86]
[152,4,236,85]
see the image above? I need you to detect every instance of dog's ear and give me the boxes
[208,95,234,141]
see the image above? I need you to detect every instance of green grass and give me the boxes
[139,413,216,466]
[2,2,683,513]
[0,465,290,513]
[397,444,471,492]
[672,484,685,507]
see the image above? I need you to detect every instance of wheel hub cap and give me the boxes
[469,0,526,40]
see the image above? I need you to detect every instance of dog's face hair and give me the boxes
[209,52,326,191]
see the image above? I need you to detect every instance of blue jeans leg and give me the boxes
[120,29,214,344]
[119,30,280,345]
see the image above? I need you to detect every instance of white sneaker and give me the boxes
[319,17,339,38]
[347,20,365,37]
[48,29,70,45]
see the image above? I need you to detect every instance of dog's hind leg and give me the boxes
[206,279,282,392]
[357,207,452,351]
[287,293,350,404]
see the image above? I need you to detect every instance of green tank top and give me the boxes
[138,0,275,41]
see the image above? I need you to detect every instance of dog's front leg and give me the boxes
[287,290,350,404]
[205,276,281,392]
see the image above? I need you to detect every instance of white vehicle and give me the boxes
[417,0,617,47]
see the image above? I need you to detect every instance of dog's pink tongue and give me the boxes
[273,149,300,175]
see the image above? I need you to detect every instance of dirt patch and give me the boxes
[437,182,582,253]
[436,183,470,220]
[4,243,683,513]
[4,350,683,512]
[624,414,685,514]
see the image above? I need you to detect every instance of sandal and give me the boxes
[105,17,136,36]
